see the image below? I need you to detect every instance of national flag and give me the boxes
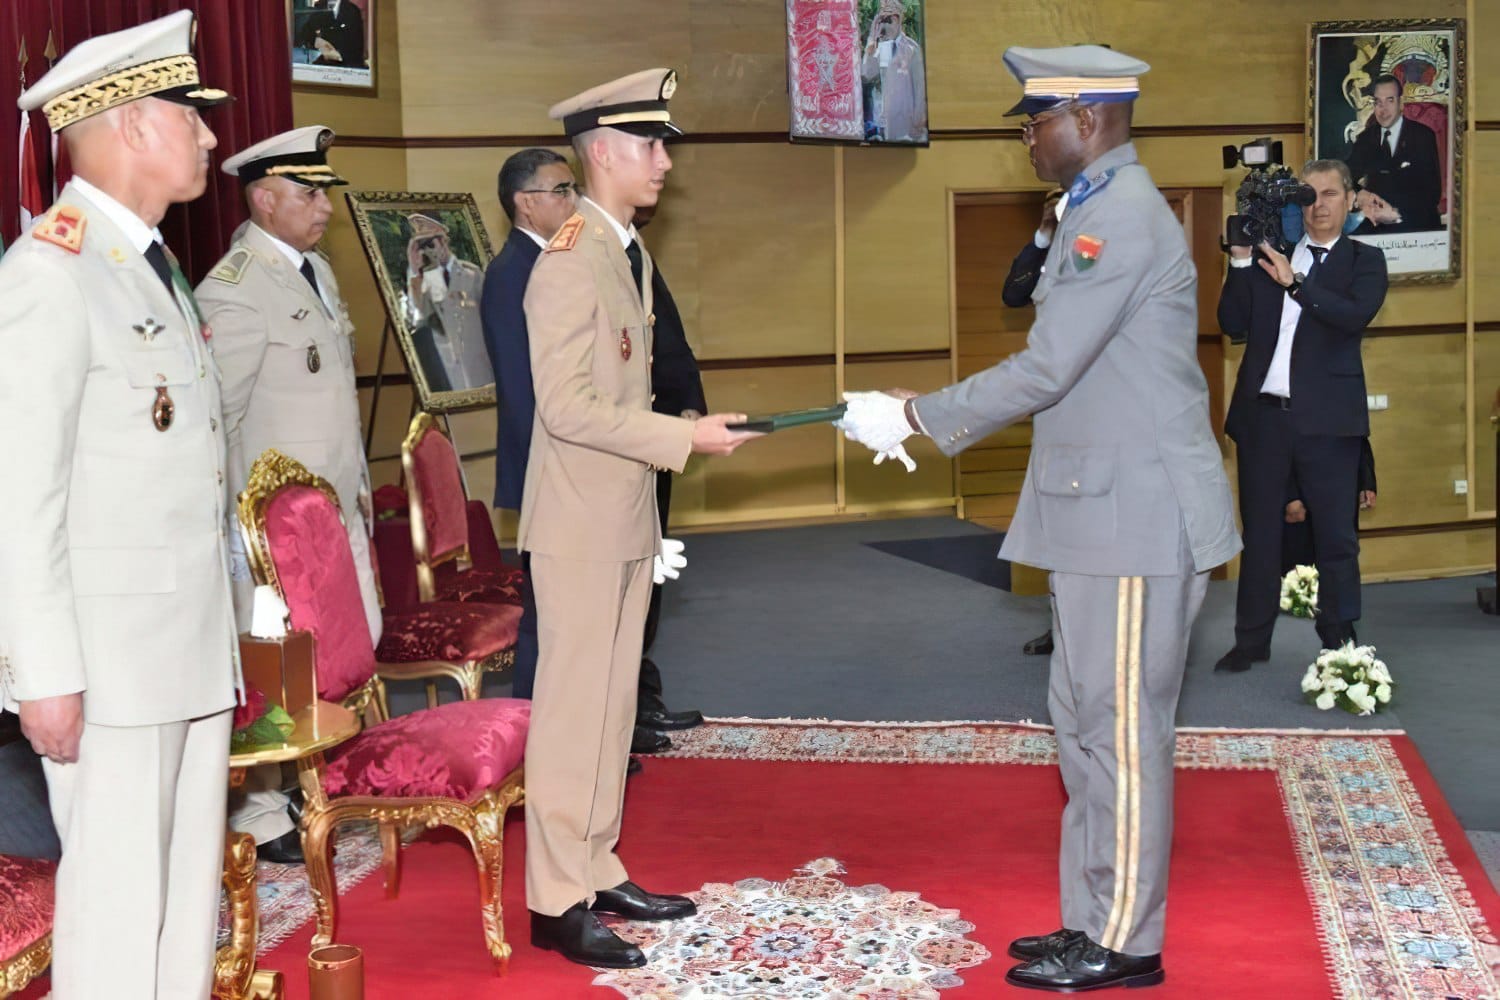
[19,109,46,230]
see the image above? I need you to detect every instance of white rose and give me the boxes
[1347,682,1376,715]
[1280,597,1293,611]
[1315,691,1336,711]
[1375,683,1392,704]
[1301,664,1322,693]
[1368,662,1391,685]
[1325,675,1349,693]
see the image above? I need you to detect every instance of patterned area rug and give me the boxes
[598,719,1499,1000]
[596,857,990,999]
[216,821,386,957]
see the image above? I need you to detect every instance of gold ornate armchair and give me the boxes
[0,854,53,998]
[237,450,530,972]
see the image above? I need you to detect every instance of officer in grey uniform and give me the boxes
[838,45,1240,992]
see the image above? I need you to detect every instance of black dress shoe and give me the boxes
[531,904,646,968]
[1022,630,1055,656]
[255,828,304,865]
[631,726,672,755]
[627,756,643,777]
[637,707,704,731]
[1008,927,1085,961]
[590,880,697,921]
[285,789,305,826]
[1213,644,1270,673]
[1006,936,1163,992]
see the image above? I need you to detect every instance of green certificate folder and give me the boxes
[727,403,847,433]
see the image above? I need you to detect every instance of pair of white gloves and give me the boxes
[836,390,919,472]
[654,537,687,584]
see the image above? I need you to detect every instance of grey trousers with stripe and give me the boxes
[1048,540,1209,957]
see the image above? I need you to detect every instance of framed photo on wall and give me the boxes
[345,191,497,414]
[1308,18,1465,283]
[787,0,928,145]
[289,0,375,90]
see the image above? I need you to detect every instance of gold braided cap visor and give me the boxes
[42,53,226,130]
[1023,76,1139,98]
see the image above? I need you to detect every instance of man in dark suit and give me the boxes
[296,0,367,68]
[1216,158,1389,672]
[482,148,578,701]
[1343,74,1442,233]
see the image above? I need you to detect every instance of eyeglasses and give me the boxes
[1019,102,1082,143]
[520,182,579,198]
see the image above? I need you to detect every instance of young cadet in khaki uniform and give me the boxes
[0,12,240,997]
[839,46,1240,992]
[197,125,380,864]
[522,68,760,969]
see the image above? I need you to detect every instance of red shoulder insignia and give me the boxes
[32,205,87,254]
[545,214,584,253]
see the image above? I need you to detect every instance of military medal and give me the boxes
[152,384,175,431]
[307,344,322,373]
[619,328,632,360]
[133,317,164,342]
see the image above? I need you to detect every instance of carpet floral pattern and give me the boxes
[661,720,1500,1000]
[594,857,989,999]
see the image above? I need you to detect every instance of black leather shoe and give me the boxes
[285,789,305,826]
[591,880,697,921]
[1008,928,1085,961]
[627,756,643,777]
[1317,623,1357,649]
[1006,936,1163,992]
[1022,630,1055,656]
[631,726,672,755]
[255,828,304,865]
[531,904,646,968]
[637,707,704,731]
[1213,644,1270,673]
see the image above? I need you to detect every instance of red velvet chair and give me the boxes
[401,412,524,606]
[0,854,54,998]
[238,450,529,973]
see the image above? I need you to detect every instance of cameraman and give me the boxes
[1215,159,1388,672]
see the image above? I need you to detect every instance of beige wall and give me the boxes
[294,0,1495,573]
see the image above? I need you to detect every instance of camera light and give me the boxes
[1242,145,1270,166]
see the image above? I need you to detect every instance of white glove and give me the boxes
[653,537,687,584]
[836,391,918,472]
[873,443,917,472]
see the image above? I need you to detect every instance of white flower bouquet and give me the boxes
[1300,642,1395,716]
[1280,564,1318,618]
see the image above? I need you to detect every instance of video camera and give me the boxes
[1222,138,1315,256]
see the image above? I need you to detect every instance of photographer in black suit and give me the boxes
[1343,75,1442,233]
[1216,159,1388,672]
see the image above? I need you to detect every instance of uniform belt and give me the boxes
[1257,393,1292,410]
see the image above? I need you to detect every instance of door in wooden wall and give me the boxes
[951,187,1227,532]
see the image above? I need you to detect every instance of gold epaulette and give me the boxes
[31,204,87,254]
[207,247,255,284]
[545,214,585,253]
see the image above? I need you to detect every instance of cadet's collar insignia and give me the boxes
[620,327,633,361]
[32,204,86,254]
[133,317,165,342]
[1071,234,1105,271]
[545,213,585,253]
[207,246,253,284]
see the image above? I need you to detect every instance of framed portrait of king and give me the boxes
[289,0,375,90]
[345,191,496,413]
[1308,18,1465,283]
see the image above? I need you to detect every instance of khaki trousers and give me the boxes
[42,708,232,999]
[524,554,652,916]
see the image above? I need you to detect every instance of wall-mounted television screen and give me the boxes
[787,0,929,146]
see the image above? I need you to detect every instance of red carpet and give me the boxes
[248,721,1500,999]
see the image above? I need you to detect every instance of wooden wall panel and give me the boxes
[1476,330,1500,512]
[1474,133,1500,323]
[842,359,955,511]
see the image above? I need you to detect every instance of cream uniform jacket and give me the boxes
[196,222,381,641]
[519,198,695,561]
[0,181,240,726]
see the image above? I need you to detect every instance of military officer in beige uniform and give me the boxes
[0,12,240,997]
[198,125,381,864]
[522,69,759,969]
[839,46,1240,992]
[406,213,492,391]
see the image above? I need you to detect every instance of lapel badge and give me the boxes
[619,328,633,361]
[133,317,165,342]
[293,308,310,321]
[200,323,213,343]
[152,383,175,432]
[307,344,322,373]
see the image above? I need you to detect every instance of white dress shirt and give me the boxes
[582,196,639,249]
[1258,236,1338,398]
[1380,116,1403,157]
[70,175,159,253]
[518,226,548,250]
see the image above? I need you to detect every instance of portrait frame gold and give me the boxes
[288,0,376,91]
[1307,18,1465,284]
[345,190,497,414]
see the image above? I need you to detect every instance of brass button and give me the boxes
[210,418,218,431]
[217,471,224,485]
[649,313,656,325]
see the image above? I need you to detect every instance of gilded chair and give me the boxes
[0,854,53,998]
[402,412,524,605]
[238,450,529,972]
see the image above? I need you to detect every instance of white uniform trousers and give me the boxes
[42,709,232,999]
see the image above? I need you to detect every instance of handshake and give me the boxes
[836,389,922,472]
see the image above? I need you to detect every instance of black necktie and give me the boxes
[1382,128,1393,157]
[143,241,176,297]
[1307,244,1328,273]
[624,239,644,303]
[299,257,322,298]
